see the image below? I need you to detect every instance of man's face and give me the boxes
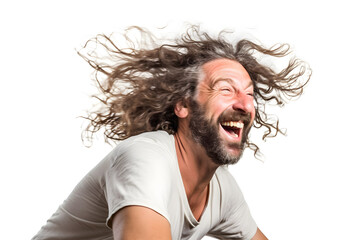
[189,58,255,165]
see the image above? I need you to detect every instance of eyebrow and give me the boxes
[211,78,253,89]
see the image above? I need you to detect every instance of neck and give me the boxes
[174,130,218,220]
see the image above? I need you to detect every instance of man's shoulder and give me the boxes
[104,131,177,191]
[108,130,175,169]
[103,131,178,228]
[117,130,173,149]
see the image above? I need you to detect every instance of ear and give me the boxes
[174,101,189,118]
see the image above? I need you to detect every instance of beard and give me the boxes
[188,100,252,165]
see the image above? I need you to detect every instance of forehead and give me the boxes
[199,58,252,87]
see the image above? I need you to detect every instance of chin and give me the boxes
[209,144,244,166]
[226,151,244,165]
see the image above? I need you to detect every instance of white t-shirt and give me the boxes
[33,131,257,240]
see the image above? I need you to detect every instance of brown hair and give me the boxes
[79,25,311,156]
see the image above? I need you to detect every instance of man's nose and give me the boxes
[232,92,254,114]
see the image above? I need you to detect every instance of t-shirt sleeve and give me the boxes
[104,139,173,228]
[208,168,258,240]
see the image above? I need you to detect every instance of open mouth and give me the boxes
[220,121,244,138]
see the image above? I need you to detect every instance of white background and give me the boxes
[1,0,359,239]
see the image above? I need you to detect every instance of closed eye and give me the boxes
[212,79,236,96]
[220,87,234,95]
[221,88,231,92]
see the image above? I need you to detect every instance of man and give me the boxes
[33,26,310,240]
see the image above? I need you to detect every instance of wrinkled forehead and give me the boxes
[198,58,253,88]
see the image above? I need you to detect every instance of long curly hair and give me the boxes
[79,25,311,156]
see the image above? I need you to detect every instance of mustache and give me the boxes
[218,108,252,126]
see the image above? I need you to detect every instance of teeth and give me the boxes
[221,121,244,129]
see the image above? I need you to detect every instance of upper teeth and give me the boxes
[221,121,244,129]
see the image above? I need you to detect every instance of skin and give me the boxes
[112,58,268,240]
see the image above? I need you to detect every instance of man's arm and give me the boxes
[111,206,172,240]
[251,228,268,240]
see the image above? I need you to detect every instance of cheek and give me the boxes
[205,102,229,121]
[198,92,223,107]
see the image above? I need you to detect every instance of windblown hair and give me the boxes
[79,25,311,155]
